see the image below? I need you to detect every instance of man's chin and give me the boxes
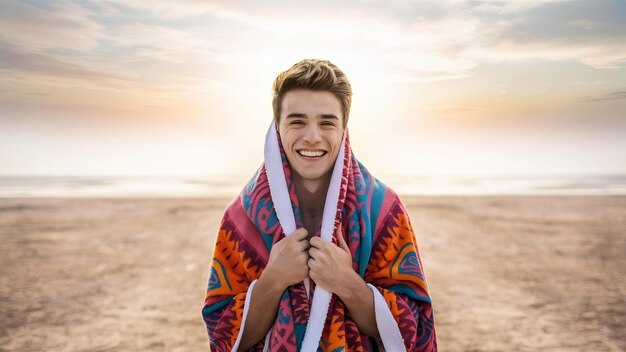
[292,170,332,183]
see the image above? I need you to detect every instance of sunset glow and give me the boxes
[1,0,625,178]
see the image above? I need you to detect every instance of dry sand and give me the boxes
[0,196,624,351]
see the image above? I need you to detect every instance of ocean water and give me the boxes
[0,174,625,197]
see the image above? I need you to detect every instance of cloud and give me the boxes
[0,39,127,83]
[475,0,626,68]
[99,0,222,20]
[181,0,626,76]
[1,0,625,125]
[0,1,104,53]
[0,0,234,116]
[491,0,626,44]
[584,91,626,103]
[2,0,624,89]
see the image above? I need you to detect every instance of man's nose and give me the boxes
[302,125,322,143]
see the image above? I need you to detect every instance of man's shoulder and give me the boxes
[220,193,249,224]
[222,165,266,216]
[355,159,401,203]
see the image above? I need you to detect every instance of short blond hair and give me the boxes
[272,59,352,125]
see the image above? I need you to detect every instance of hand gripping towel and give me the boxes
[202,122,437,351]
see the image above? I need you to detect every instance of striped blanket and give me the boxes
[202,123,436,351]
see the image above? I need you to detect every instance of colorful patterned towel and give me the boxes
[202,123,436,351]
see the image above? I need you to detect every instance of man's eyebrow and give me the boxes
[285,113,339,119]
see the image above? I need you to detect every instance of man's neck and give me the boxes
[293,174,331,216]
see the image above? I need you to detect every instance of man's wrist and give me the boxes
[336,270,368,302]
[257,267,287,296]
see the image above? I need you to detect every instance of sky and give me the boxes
[1,0,625,177]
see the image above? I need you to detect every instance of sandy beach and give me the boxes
[0,196,624,351]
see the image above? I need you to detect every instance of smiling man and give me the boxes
[202,59,437,351]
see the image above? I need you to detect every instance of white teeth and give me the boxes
[298,150,325,157]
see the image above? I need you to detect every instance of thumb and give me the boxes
[293,228,308,240]
[336,226,350,252]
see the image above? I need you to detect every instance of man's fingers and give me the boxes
[309,236,322,248]
[290,228,308,241]
[285,227,308,241]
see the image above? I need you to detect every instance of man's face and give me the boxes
[277,89,345,185]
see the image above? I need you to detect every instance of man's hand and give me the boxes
[308,227,381,339]
[238,228,309,350]
[308,227,357,295]
[263,228,310,290]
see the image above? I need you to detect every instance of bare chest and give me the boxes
[301,215,322,240]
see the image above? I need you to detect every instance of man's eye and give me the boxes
[290,120,304,125]
[321,122,335,126]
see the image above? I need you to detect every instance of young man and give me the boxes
[202,59,437,351]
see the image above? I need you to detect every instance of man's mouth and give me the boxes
[297,149,327,158]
